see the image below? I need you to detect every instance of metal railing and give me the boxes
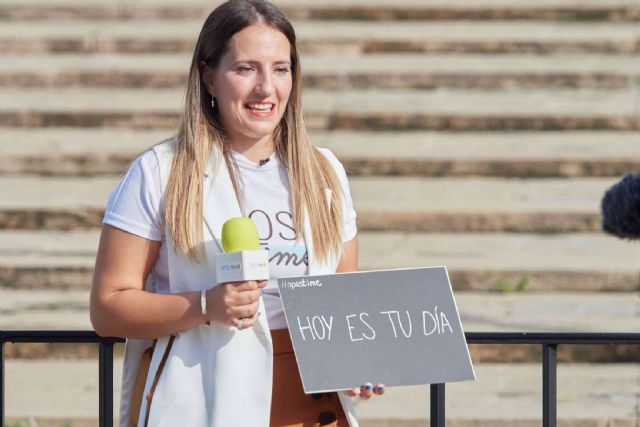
[0,331,124,427]
[1,331,639,427]
[432,332,640,427]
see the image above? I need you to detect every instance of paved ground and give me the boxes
[4,361,639,426]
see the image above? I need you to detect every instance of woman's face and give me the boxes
[203,24,293,147]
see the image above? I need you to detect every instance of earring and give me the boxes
[211,97,216,109]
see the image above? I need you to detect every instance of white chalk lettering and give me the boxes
[283,278,323,290]
[345,314,363,342]
[422,310,438,336]
[421,306,455,336]
[398,310,412,338]
[380,310,399,338]
[346,313,376,342]
[297,316,315,341]
[312,316,327,340]
[440,311,453,334]
[322,315,334,340]
[298,315,333,341]
[380,310,413,338]
[360,313,376,340]
[305,308,453,343]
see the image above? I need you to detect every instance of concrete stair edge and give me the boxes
[0,0,639,22]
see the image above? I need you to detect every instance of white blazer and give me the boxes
[118,140,359,427]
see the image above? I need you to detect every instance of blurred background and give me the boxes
[0,0,639,425]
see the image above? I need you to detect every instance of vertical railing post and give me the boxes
[542,344,557,427]
[99,342,114,427]
[1,340,5,427]
[430,383,445,427]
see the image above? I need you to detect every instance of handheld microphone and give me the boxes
[215,217,270,283]
[601,172,640,240]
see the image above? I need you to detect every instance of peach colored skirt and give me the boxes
[270,329,349,427]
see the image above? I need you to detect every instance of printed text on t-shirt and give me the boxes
[248,209,308,267]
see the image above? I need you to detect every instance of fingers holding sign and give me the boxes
[344,383,385,400]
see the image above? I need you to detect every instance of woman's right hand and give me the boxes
[206,280,268,329]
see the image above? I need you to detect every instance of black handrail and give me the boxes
[0,331,124,427]
[1,331,639,427]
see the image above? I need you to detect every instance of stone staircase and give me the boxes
[1,0,639,426]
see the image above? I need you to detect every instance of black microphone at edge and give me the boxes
[601,172,640,240]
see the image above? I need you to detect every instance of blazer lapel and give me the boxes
[202,150,242,253]
[202,149,272,341]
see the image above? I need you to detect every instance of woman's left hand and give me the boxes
[343,383,385,399]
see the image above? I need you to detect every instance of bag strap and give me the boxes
[143,335,176,427]
[129,339,157,426]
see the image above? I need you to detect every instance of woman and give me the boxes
[90,1,383,426]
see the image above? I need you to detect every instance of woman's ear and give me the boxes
[201,66,216,96]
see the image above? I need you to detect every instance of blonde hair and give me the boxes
[164,0,344,263]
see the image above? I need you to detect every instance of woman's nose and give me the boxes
[255,72,275,96]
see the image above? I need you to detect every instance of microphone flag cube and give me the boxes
[215,217,270,284]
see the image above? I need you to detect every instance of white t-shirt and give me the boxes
[103,148,357,330]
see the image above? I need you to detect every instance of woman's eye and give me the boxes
[275,67,290,74]
[237,66,254,73]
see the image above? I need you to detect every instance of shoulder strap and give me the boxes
[143,336,175,427]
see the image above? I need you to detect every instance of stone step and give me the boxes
[3,360,639,426]
[354,176,615,233]
[1,230,637,292]
[0,0,638,22]
[2,53,639,90]
[319,131,640,178]
[0,20,637,54]
[0,88,636,131]
[0,175,620,232]
[2,129,640,178]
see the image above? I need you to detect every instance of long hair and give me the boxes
[164,0,344,262]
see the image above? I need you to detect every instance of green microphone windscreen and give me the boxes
[221,217,261,252]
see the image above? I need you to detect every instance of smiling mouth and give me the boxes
[245,102,274,112]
